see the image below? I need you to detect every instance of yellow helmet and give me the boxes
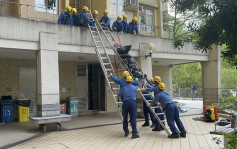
[72,8,77,13]
[126,76,133,83]
[132,17,138,22]
[93,10,98,15]
[82,6,89,11]
[149,78,154,83]
[154,76,161,83]
[104,9,109,14]
[117,16,122,20]
[66,6,72,12]
[158,83,166,90]
[123,15,128,19]
[123,71,130,78]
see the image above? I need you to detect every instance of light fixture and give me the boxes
[145,43,155,59]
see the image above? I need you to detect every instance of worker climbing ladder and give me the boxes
[87,10,171,136]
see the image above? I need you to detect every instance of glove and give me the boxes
[135,78,139,81]
[110,73,113,76]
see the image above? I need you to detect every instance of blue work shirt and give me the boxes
[146,84,159,97]
[128,22,139,35]
[58,12,73,25]
[152,90,173,108]
[89,16,96,27]
[79,12,93,27]
[120,84,137,101]
[99,16,111,29]
[72,14,78,26]
[110,75,140,89]
[112,21,124,32]
[143,79,154,98]
[122,20,128,33]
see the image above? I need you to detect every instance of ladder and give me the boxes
[95,18,171,136]
[87,11,123,121]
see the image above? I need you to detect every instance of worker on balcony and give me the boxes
[78,6,93,27]
[71,8,79,26]
[112,16,124,32]
[122,15,129,33]
[119,76,140,139]
[58,6,73,25]
[128,17,139,35]
[141,76,155,127]
[89,10,98,27]
[148,83,187,138]
[141,76,165,131]
[99,10,111,30]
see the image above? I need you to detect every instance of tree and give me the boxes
[174,0,237,66]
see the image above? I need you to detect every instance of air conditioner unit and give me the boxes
[139,5,144,12]
[129,0,136,5]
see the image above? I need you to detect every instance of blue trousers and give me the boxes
[154,107,165,127]
[143,98,155,124]
[165,103,186,134]
[122,100,138,133]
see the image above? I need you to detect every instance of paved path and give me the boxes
[11,115,223,149]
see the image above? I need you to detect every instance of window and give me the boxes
[35,0,58,14]
[140,8,154,32]
[110,0,125,23]
[129,0,136,5]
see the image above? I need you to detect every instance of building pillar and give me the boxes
[37,32,60,117]
[152,65,173,97]
[201,45,222,105]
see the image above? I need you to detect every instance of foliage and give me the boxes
[212,96,237,111]
[213,132,237,149]
[174,0,237,66]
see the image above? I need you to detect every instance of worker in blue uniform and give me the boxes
[128,17,139,35]
[112,16,124,32]
[141,76,165,131]
[58,6,73,25]
[142,77,155,127]
[149,83,187,138]
[78,6,93,27]
[99,10,111,30]
[122,15,129,33]
[119,76,139,139]
[71,8,78,26]
[89,10,98,27]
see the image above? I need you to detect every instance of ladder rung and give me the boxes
[91,31,98,33]
[143,94,151,96]
[113,88,120,90]
[151,106,160,109]
[161,120,166,123]
[156,113,164,116]
[101,57,108,60]
[93,36,100,38]
[96,46,103,48]
[109,82,115,84]
[116,102,123,104]
[146,100,153,102]
[90,26,96,29]
[103,63,111,65]
[95,41,101,43]
[106,69,113,71]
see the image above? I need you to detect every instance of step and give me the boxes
[146,100,153,102]
[116,102,123,104]
[142,94,151,96]
[90,26,97,29]
[101,57,108,60]
[151,106,160,109]
[156,113,164,116]
[103,63,111,65]
[93,36,100,38]
[112,88,120,90]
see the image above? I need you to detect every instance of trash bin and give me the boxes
[67,97,79,117]
[60,100,67,114]
[15,98,31,122]
[0,96,14,123]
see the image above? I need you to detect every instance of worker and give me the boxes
[71,8,78,26]
[112,16,124,32]
[58,6,73,25]
[141,76,165,131]
[119,76,139,139]
[128,17,139,35]
[149,83,186,138]
[99,10,111,30]
[89,10,98,27]
[122,15,129,33]
[142,77,155,127]
[78,6,93,27]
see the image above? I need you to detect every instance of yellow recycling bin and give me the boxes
[16,98,31,122]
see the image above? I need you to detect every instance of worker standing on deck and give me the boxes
[99,10,111,30]
[112,16,124,32]
[141,76,165,131]
[71,8,78,26]
[58,6,73,25]
[128,17,139,35]
[120,76,140,139]
[89,10,98,27]
[122,15,129,33]
[78,6,93,27]
[142,76,155,127]
[149,83,187,138]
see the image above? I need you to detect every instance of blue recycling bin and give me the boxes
[0,96,14,123]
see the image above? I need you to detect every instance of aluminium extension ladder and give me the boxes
[87,10,171,136]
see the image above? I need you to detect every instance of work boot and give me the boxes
[125,131,129,137]
[152,127,161,131]
[142,122,150,127]
[180,133,186,138]
[150,123,155,128]
[168,133,180,138]
[132,133,140,139]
